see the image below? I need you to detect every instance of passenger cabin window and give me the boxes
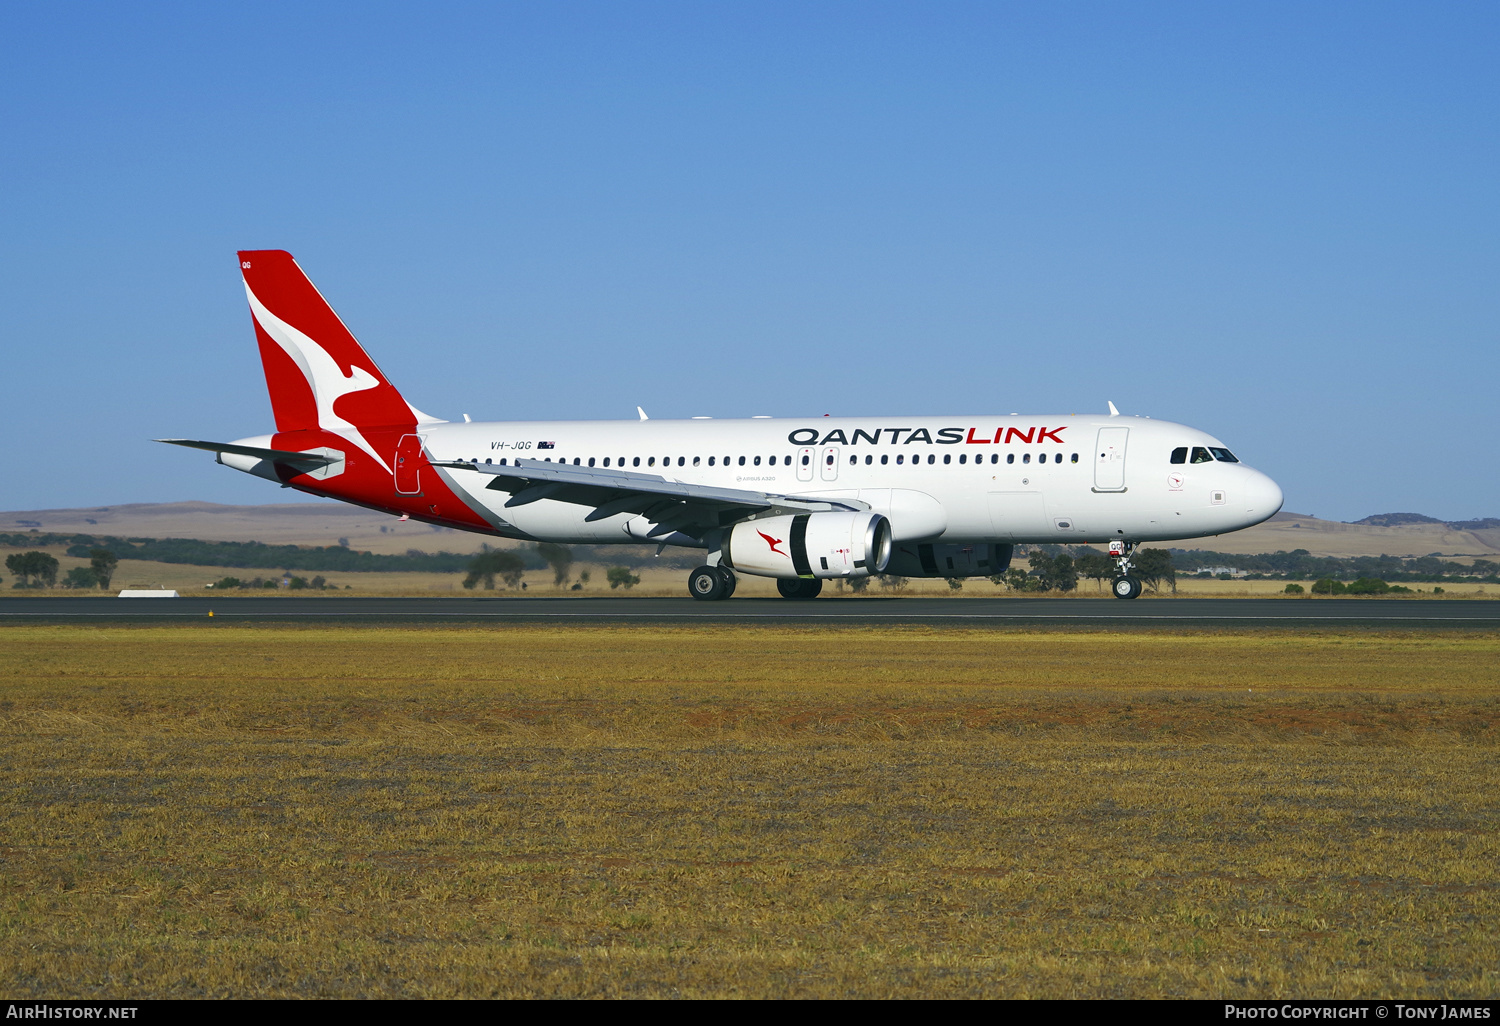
[881,455,889,465]
[1209,447,1239,463]
[896,454,904,464]
[1191,447,1214,464]
[1070,453,1079,463]
[708,457,715,466]
[738,456,746,466]
[754,456,761,466]
[1007,454,1015,464]
[1170,447,1188,464]
[633,457,640,467]
[1022,453,1031,464]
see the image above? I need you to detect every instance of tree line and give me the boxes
[1166,547,1499,583]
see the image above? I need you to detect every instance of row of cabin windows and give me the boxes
[478,452,1082,468]
[1170,446,1240,465]
[853,452,1079,466]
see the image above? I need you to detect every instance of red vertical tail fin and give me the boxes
[237,250,436,440]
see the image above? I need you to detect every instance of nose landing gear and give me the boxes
[1109,540,1143,600]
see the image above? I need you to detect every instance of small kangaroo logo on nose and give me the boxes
[757,530,786,556]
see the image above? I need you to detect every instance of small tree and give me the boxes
[1005,567,1044,592]
[946,577,963,591]
[849,575,870,593]
[6,551,59,588]
[606,566,640,590]
[463,549,527,590]
[1075,552,1114,591]
[64,566,98,589]
[89,549,118,591]
[536,543,574,587]
[1133,549,1176,593]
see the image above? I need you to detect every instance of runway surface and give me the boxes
[2,596,1497,628]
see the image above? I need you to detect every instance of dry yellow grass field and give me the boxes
[1,625,1497,998]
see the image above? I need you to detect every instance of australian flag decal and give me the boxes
[537,441,556,450]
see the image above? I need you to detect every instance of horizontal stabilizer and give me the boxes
[154,439,337,465]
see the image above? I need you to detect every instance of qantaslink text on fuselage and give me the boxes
[786,426,1068,446]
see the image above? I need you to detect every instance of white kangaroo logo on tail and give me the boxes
[244,284,393,473]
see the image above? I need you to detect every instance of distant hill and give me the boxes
[1351,512,1500,531]
[1351,513,1446,527]
[1449,518,1500,531]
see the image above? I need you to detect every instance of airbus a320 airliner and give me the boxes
[162,251,1283,600]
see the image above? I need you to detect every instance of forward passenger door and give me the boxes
[1093,428,1128,492]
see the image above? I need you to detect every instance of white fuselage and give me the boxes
[409,413,1283,547]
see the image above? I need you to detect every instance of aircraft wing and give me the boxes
[431,457,867,540]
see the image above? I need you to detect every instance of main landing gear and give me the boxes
[776,578,822,600]
[1109,540,1142,600]
[687,566,825,601]
[687,565,738,601]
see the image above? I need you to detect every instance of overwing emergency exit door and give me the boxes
[796,447,815,482]
[820,446,839,482]
[1093,427,1129,492]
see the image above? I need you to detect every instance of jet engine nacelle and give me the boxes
[724,511,893,580]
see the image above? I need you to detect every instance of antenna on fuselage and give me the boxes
[1107,401,1120,417]
[637,406,650,421]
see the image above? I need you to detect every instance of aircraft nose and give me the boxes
[1242,469,1284,524]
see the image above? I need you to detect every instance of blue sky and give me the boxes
[3,2,1496,522]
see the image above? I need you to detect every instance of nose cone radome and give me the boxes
[1240,469,1284,527]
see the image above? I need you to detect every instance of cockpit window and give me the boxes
[1190,446,1214,464]
[1170,447,1188,464]
[1209,447,1239,463]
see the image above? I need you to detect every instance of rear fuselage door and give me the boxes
[395,434,424,494]
[1093,427,1129,492]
